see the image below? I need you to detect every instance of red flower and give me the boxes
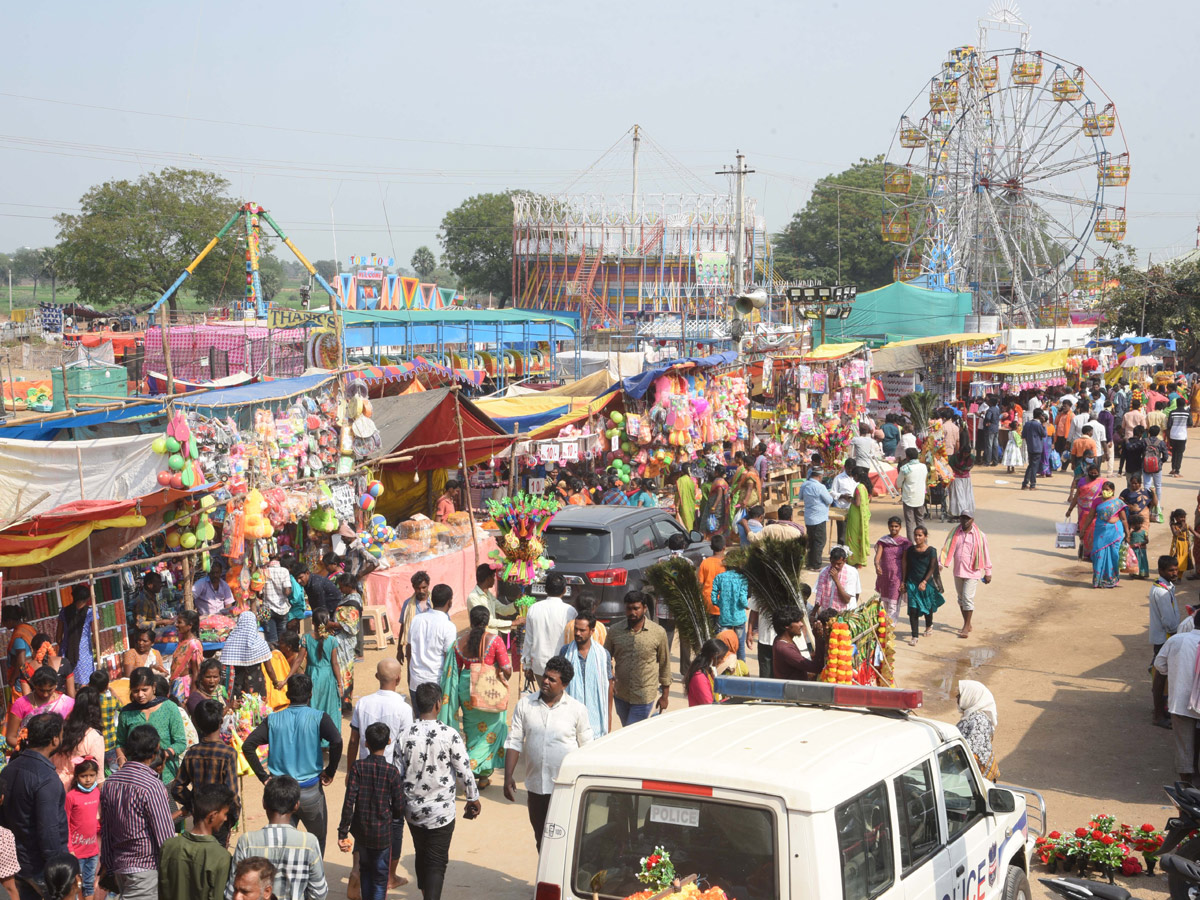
[1122,858,1143,876]
[1100,835,1115,846]
[647,855,660,867]
[1076,828,1089,838]
[1092,830,1104,840]
[1049,831,1062,840]
[1141,823,1156,832]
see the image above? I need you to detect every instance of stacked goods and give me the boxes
[485,492,561,586]
[819,598,896,687]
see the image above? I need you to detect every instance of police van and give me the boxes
[534,679,1045,900]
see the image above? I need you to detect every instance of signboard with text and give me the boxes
[267,306,338,332]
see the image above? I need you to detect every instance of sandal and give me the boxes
[909,637,919,646]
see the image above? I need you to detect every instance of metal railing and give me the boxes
[996,783,1047,838]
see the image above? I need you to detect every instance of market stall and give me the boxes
[871,332,998,416]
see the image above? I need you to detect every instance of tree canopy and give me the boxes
[439,191,515,299]
[1096,247,1200,364]
[55,168,273,311]
[773,156,902,291]
[410,246,437,280]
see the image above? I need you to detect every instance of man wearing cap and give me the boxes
[798,470,834,570]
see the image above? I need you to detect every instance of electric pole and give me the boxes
[717,152,755,296]
[631,125,640,220]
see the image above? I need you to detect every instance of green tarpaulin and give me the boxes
[822,282,974,344]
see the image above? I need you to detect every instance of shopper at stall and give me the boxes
[400,683,481,900]
[601,474,630,507]
[0,712,68,889]
[167,609,205,705]
[194,562,235,617]
[261,558,296,646]
[187,659,227,717]
[102,723,175,899]
[57,584,95,686]
[942,514,993,639]
[449,606,510,788]
[221,612,274,705]
[296,568,340,617]
[116,667,187,784]
[466,564,517,636]
[844,467,872,567]
[799,467,833,569]
[897,448,928,540]
[5,666,74,749]
[503,656,592,851]
[956,680,1000,779]
[604,591,670,727]
[902,526,944,645]
[242,675,343,858]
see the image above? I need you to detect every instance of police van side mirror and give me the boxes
[988,787,1016,814]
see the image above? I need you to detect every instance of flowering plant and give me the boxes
[637,846,676,891]
[802,423,853,470]
[1129,823,1164,862]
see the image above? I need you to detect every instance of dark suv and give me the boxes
[532,505,710,623]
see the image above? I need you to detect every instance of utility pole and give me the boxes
[717,152,755,296]
[631,125,640,220]
[1142,253,1151,335]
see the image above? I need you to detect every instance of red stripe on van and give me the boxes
[642,780,713,797]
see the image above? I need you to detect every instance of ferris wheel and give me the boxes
[882,3,1129,325]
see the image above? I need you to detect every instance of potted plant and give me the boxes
[1131,824,1164,875]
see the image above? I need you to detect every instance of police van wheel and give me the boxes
[1002,865,1030,900]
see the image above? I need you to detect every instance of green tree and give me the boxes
[12,247,45,299]
[314,259,338,284]
[258,253,284,303]
[55,168,249,311]
[1096,248,1200,364]
[439,191,517,299]
[774,155,903,291]
[39,246,64,303]
[411,245,437,280]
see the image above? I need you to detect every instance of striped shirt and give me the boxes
[99,761,174,874]
[226,825,328,900]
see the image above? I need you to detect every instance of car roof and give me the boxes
[546,506,668,528]
[555,702,960,812]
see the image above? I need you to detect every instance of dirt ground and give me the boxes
[231,448,1194,900]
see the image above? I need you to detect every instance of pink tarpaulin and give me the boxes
[144,325,307,382]
[363,537,499,635]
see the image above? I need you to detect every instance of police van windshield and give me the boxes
[573,789,777,900]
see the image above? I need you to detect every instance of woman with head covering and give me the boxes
[220,611,274,704]
[956,680,999,780]
[714,629,749,677]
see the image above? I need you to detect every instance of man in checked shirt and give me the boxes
[227,777,328,900]
[337,723,405,900]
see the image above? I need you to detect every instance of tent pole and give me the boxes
[452,388,481,569]
[76,445,103,666]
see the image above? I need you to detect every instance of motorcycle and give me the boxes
[1039,782,1200,900]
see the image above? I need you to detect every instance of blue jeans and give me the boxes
[984,431,1000,465]
[360,845,391,900]
[263,612,288,645]
[614,697,655,726]
[721,623,747,661]
[79,856,97,896]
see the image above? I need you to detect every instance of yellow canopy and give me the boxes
[503,369,615,397]
[804,342,864,362]
[473,394,596,421]
[881,332,999,349]
[527,396,618,441]
[960,348,1070,375]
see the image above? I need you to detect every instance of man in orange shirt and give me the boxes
[1055,399,1074,471]
[1070,424,1099,471]
[697,535,728,619]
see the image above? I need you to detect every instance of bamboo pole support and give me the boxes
[452,388,481,569]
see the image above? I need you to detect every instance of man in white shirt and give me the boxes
[504,655,593,850]
[523,573,576,687]
[466,563,517,635]
[347,659,414,892]
[830,458,857,545]
[1154,610,1200,785]
[896,447,929,541]
[1067,404,1092,442]
[406,584,458,699]
[849,423,877,469]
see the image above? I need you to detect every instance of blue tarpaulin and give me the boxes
[169,374,336,411]
[608,351,739,400]
[1085,336,1176,354]
[0,404,164,440]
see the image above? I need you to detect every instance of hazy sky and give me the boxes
[2,0,1196,275]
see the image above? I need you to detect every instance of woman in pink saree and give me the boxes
[1065,463,1104,561]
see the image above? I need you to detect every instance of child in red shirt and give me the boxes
[65,758,101,896]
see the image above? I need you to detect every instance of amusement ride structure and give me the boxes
[882,2,1129,325]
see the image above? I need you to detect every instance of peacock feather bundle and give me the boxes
[724,536,810,624]
[643,556,712,655]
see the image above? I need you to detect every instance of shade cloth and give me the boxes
[961,348,1071,375]
[0,433,162,527]
[0,404,164,441]
[823,282,975,342]
[804,342,864,362]
[475,394,598,433]
[610,351,739,401]
[363,538,498,634]
[371,388,510,470]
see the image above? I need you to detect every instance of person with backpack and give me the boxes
[1144,425,1169,522]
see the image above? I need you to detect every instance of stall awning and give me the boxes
[610,351,739,400]
[880,332,999,349]
[961,348,1070,374]
[371,388,511,470]
[474,394,598,433]
[342,308,577,350]
[804,342,864,362]
[346,361,485,388]
[169,373,336,410]
[0,404,165,441]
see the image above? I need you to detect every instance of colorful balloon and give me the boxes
[151,437,167,455]
[168,454,185,472]
[180,532,197,549]
[165,437,181,453]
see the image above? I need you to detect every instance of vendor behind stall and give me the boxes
[194,561,235,617]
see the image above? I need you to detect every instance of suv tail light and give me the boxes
[587,567,628,586]
[535,884,561,900]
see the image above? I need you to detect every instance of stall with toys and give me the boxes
[766,344,872,468]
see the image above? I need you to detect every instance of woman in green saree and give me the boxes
[845,466,873,567]
[440,605,511,788]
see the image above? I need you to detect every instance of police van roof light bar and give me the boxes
[715,676,923,710]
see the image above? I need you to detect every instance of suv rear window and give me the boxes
[544,528,611,565]
[573,789,777,900]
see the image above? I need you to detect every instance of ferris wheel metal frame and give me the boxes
[882,3,1129,326]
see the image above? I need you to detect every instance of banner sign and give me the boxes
[695,251,730,287]
[268,306,338,331]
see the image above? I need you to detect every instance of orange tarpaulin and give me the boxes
[2,379,52,402]
[67,331,143,356]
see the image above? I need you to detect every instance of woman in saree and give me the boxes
[168,609,204,706]
[1081,481,1129,589]
[674,467,701,533]
[844,466,872,567]
[1065,464,1105,561]
[698,469,730,538]
[447,605,510,788]
[873,516,911,621]
[333,574,363,713]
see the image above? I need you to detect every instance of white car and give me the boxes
[534,679,1044,900]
